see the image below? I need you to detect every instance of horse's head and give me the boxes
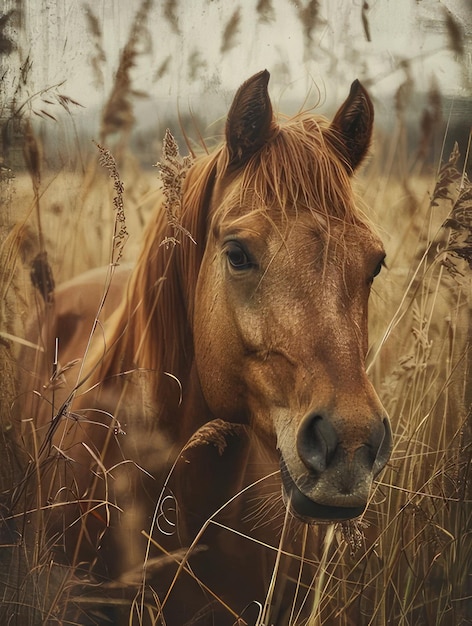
[192,71,392,523]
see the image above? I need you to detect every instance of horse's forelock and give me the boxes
[239,115,369,231]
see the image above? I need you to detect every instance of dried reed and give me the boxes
[156,128,194,246]
[220,8,241,55]
[256,0,275,24]
[100,0,153,144]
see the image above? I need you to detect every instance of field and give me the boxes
[1,2,471,625]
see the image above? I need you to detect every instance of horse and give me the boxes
[16,70,392,625]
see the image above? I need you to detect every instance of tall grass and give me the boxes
[339,141,470,625]
[0,3,470,625]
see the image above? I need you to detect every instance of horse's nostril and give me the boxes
[297,413,392,476]
[297,413,338,474]
[372,417,393,476]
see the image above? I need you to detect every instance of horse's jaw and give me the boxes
[279,458,367,523]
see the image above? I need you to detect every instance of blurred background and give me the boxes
[1,0,471,172]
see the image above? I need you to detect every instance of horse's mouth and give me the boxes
[280,460,366,522]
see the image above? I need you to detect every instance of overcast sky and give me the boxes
[10,0,470,115]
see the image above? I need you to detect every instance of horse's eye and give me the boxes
[371,257,386,282]
[225,243,252,270]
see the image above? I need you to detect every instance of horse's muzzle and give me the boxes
[280,411,392,522]
[280,459,366,521]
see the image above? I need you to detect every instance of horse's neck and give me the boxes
[177,361,214,443]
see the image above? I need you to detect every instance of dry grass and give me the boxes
[1,4,471,626]
[2,130,470,626]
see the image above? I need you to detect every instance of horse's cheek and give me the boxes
[194,282,247,421]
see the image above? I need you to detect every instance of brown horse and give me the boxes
[17,70,392,624]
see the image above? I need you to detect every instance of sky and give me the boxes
[9,0,471,108]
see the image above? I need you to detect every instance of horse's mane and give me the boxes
[91,113,371,415]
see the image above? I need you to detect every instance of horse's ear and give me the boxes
[225,70,275,169]
[328,80,374,172]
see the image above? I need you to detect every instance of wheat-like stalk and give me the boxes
[156,128,195,247]
[95,142,129,265]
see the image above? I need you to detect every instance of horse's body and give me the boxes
[17,71,392,624]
